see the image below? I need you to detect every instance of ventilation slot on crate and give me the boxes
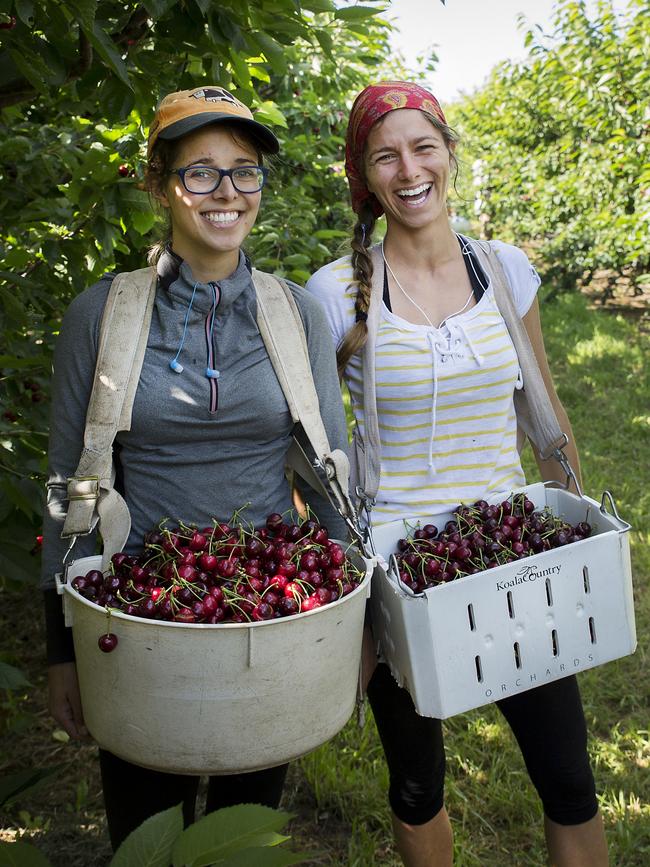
[513,642,522,669]
[588,617,597,645]
[545,578,553,607]
[551,629,560,657]
[467,603,476,632]
[474,655,483,683]
[506,591,515,619]
[583,566,590,594]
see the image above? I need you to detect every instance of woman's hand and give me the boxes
[48,662,89,740]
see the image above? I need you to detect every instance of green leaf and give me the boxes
[284,253,310,267]
[228,50,252,90]
[252,32,287,75]
[313,229,348,239]
[0,840,52,867]
[7,48,51,92]
[288,269,311,284]
[119,187,152,212]
[0,541,39,584]
[0,661,31,691]
[172,805,293,867]
[85,21,133,91]
[334,5,382,22]
[0,766,64,809]
[66,0,96,32]
[314,29,333,57]
[254,102,288,129]
[110,803,183,867]
[0,272,40,291]
[300,0,336,11]
[216,847,309,866]
[130,211,156,235]
[15,0,35,27]
[0,478,38,520]
[142,0,177,16]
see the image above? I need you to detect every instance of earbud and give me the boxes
[169,359,184,373]
[205,367,220,379]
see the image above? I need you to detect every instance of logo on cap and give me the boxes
[190,87,244,109]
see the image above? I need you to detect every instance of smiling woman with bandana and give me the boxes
[307,81,608,867]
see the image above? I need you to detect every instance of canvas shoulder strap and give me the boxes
[61,267,157,566]
[351,245,384,505]
[469,240,567,459]
[252,269,357,528]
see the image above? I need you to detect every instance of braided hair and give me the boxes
[336,201,376,377]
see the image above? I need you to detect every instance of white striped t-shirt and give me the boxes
[306,240,541,527]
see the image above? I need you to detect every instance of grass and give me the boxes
[298,291,650,865]
[1,291,648,866]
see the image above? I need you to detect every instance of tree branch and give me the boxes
[0,4,150,108]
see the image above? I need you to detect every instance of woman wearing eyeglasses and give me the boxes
[41,86,348,849]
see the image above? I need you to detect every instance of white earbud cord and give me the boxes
[381,239,474,329]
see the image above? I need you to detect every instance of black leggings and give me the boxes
[366,664,598,827]
[99,749,289,850]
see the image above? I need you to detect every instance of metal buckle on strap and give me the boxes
[62,535,78,569]
[547,438,583,498]
[355,485,375,516]
[66,475,101,501]
[354,486,377,556]
[539,432,568,462]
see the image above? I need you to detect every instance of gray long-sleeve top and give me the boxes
[42,249,349,662]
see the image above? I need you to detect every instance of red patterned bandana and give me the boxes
[345,81,448,217]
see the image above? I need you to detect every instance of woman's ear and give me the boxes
[154,182,171,209]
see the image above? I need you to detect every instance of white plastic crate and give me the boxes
[369,484,635,719]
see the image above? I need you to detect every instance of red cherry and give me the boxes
[265,512,283,532]
[98,633,118,653]
[301,595,321,612]
[279,597,299,616]
[284,581,303,600]
[118,164,130,177]
[424,558,442,577]
[199,553,218,572]
[177,564,198,582]
[267,573,288,591]
[252,602,274,621]
[209,586,225,605]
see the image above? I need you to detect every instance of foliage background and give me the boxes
[0,0,400,581]
[1,0,648,863]
[448,0,649,296]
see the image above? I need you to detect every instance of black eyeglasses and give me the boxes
[171,165,267,195]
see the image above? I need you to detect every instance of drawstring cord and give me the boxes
[427,332,439,469]
[452,319,483,367]
[205,283,221,379]
[169,281,199,373]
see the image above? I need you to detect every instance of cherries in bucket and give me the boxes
[71,512,365,639]
[393,492,592,594]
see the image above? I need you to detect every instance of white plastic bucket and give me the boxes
[57,550,371,774]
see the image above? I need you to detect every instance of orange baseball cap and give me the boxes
[147,86,279,157]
